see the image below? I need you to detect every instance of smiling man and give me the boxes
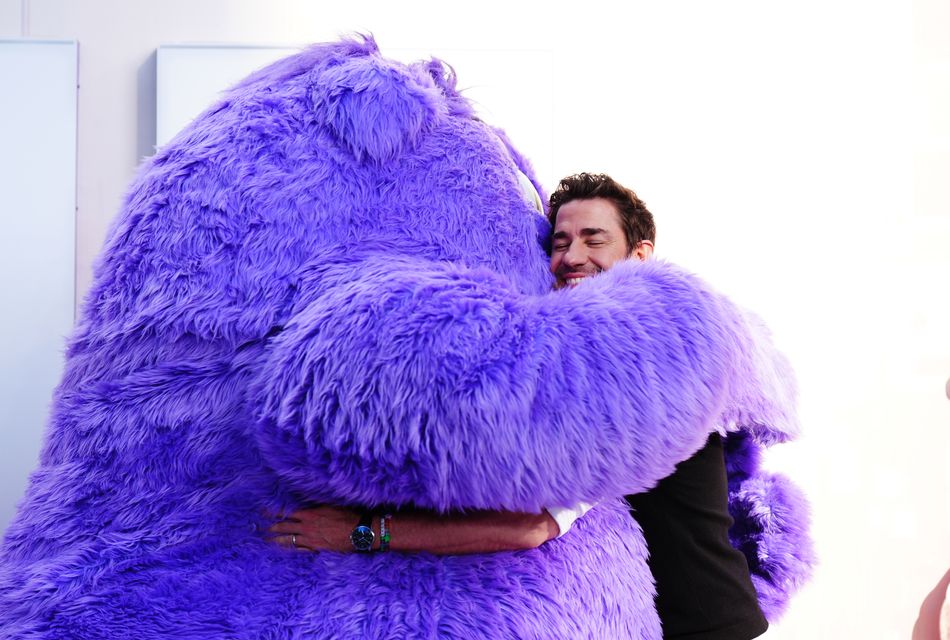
[268,174,658,559]
[547,172,768,640]
[271,173,769,640]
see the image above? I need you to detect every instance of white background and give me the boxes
[155,44,553,171]
[0,1,948,638]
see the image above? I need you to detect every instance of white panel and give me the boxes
[0,39,77,533]
[156,44,298,147]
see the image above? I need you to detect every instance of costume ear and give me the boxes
[312,56,445,163]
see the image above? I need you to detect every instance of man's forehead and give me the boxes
[555,198,622,226]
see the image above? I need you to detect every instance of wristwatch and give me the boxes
[350,513,375,552]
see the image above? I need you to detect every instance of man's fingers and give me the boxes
[268,521,300,535]
[272,533,293,546]
[263,508,303,522]
[272,533,311,551]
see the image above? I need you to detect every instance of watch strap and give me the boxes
[379,513,392,552]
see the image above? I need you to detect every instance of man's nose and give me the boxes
[563,242,587,267]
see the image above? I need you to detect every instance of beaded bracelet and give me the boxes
[379,513,392,552]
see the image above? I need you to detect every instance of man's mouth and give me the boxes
[561,271,599,287]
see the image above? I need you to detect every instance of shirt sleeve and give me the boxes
[545,502,596,538]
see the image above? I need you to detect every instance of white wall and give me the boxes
[0,38,77,534]
[0,1,947,638]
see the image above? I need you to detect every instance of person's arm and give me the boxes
[268,505,560,554]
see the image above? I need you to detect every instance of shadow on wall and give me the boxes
[137,51,156,161]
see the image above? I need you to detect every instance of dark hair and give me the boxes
[548,173,656,251]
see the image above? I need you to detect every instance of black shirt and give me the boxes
[625,433,768,640]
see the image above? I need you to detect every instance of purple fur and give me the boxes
[725,431,815,617]
[0,35,812,638]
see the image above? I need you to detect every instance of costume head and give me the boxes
[0,36,812,638]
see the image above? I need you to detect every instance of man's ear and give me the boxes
[632,240,654,262]
[311,56,446,164]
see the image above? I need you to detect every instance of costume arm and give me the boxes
[254,255,794,513]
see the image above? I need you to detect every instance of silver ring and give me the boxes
[291,534,297,548]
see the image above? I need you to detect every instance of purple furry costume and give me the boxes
[0,37,813,638]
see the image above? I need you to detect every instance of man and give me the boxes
[271,173,768,639]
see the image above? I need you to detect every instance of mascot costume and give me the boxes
[0,36,813,638]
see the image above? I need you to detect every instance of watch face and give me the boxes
[350,525,374,552]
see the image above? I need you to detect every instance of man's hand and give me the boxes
[269,505,361,552]
[267,507,560,554]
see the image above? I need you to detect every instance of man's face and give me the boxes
[549,198,651,288]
